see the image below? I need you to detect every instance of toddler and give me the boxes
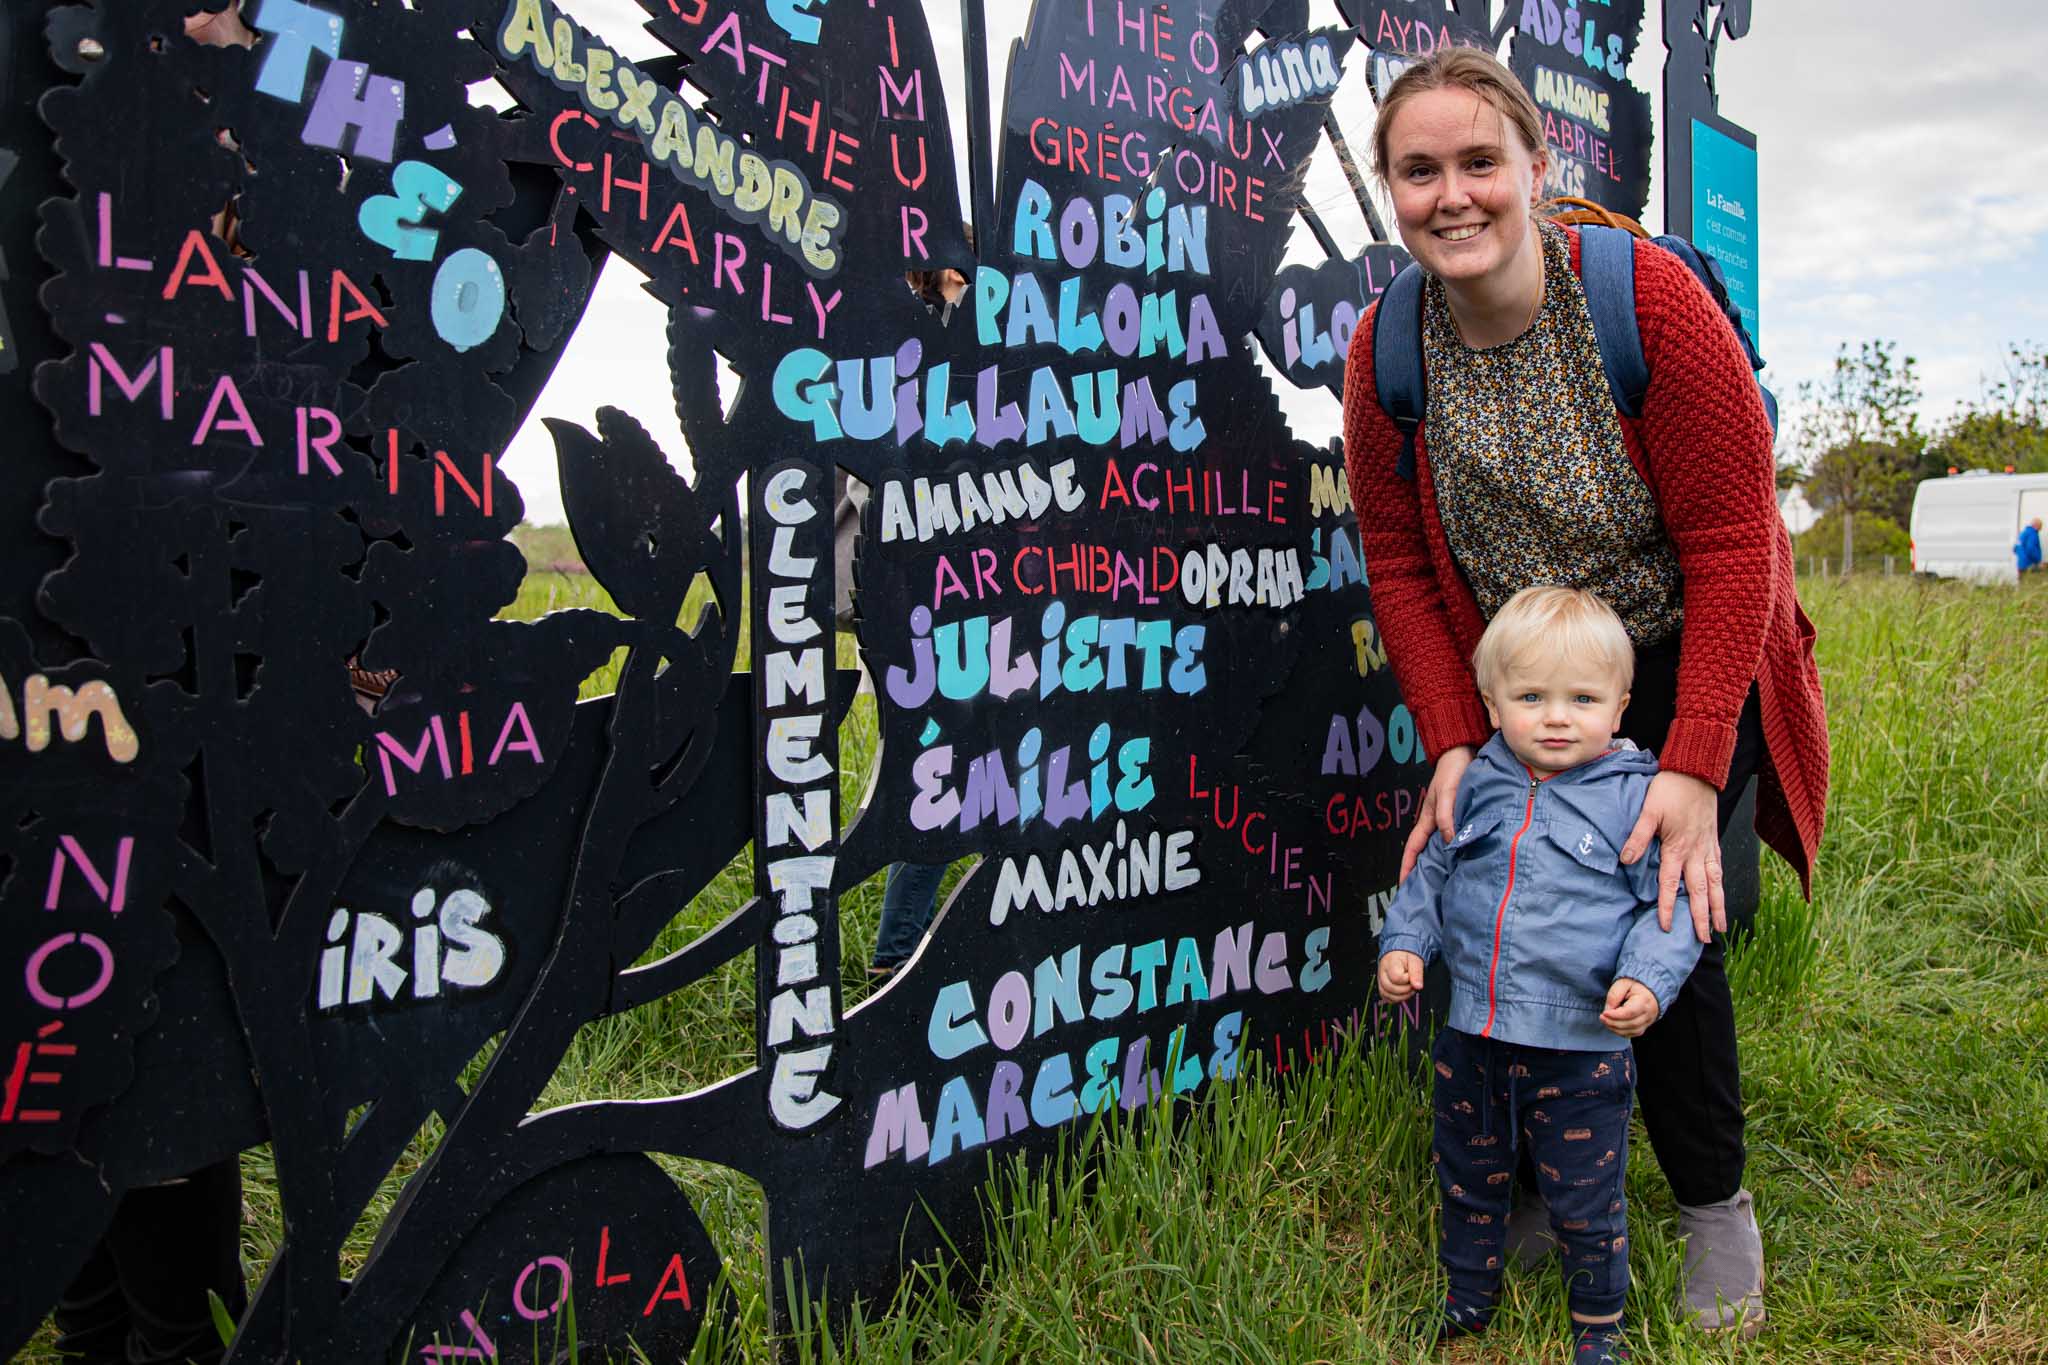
[1377,586,1700,1363]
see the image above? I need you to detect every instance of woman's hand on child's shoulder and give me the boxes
[1402,744,1477,880]
[1620,769,1722,942]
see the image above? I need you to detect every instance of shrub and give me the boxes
[1794,508,1909,562]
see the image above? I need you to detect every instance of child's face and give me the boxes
[1482,651,1631,774]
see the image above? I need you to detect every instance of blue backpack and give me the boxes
[1371,223,1778,480]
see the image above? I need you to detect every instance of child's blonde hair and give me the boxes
[1472,586,1634,695]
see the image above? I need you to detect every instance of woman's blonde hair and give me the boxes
[1371,47,1547,183]
[1471,586,1634,695]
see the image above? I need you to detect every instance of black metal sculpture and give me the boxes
[1663,0,1757,239]
[1509,0,1653,221]
[1,0,1428,1357]
[5,0,1750,1356]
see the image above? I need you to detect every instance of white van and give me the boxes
[1909,471,2048,583]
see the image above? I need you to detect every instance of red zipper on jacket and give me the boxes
[1481,768,1541,1039]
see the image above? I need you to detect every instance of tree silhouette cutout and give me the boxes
[0,0,1440,1356]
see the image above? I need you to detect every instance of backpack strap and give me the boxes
[1651,233,1781,434]
[1374,227,1665,475]
[1372,260,1427,480]
[1576,224,1649,421]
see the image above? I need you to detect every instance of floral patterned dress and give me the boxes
[1421,221,1683,648]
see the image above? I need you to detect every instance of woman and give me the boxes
[1341,48,1828,1336]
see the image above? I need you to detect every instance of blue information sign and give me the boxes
[1691,119,1760,346]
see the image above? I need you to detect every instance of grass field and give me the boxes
[25,563,2048,1362]
[688,572,2048,1364]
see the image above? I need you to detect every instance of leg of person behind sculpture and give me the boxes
[53,1156,246,1365]
[870,862,948,974]
[832,471,862,628]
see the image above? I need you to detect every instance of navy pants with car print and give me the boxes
[1432,1028,1634,1321]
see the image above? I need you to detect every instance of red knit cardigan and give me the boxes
[1340,227,1828,894]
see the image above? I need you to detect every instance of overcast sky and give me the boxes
[499,0,2048,524]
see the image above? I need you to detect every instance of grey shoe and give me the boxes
[1678,1187,1767,1336]
[1504,1183,1559,1269]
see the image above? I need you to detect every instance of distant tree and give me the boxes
[1926,343,2048,476]
[1794,510,1908,568]
[1792,340,1925,568]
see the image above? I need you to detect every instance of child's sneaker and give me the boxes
[1428,1290,1494,1347]
[1573,1318,1629,1363]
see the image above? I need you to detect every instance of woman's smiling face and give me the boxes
[1383,86,1547,285]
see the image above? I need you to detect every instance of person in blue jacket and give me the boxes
[2017,516,2043,575]
[1377,585,1700,1364]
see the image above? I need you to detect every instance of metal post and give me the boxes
[960,0,996,258]
[1321,112,1392,244]
[1297,202,1342,260]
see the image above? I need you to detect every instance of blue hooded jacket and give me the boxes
[1379,732,1701,1051]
